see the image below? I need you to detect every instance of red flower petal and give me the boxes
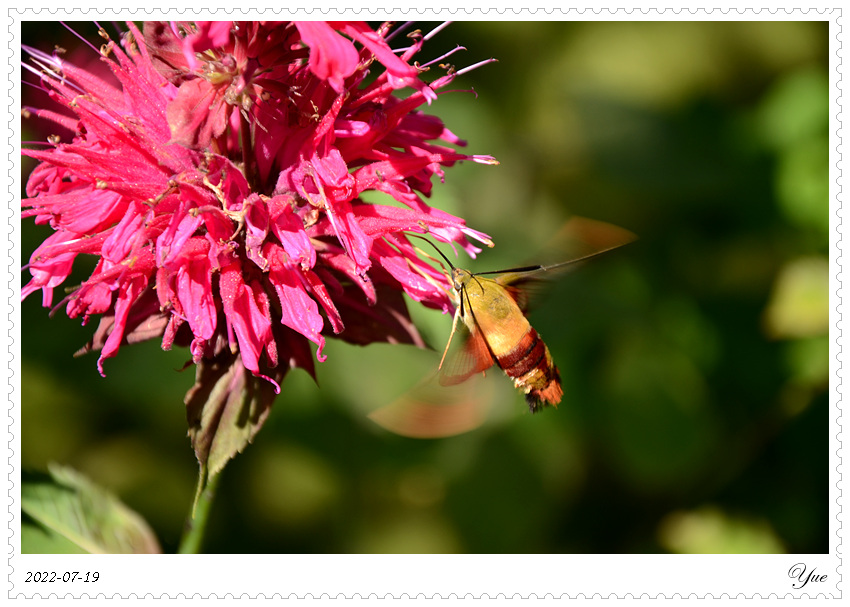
[295,21,360,94]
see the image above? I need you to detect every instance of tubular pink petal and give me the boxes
[268,198,317,270]
[176,257,217,341]
[96,274,149,375]
[244,194,271,270]
[267,250,328,362]
[219,262,273,376]
[295,21,360,94]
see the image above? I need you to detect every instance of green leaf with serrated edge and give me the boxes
[185,350,283,480]
[20,465,161,554]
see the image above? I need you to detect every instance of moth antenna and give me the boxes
[408,234,456,271]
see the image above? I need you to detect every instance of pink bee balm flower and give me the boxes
[22,21,496,395]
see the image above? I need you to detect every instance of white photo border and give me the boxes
[6,4,843,599]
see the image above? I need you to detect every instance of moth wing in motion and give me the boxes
[487,216,639,312]
[437,309,496,386]
[542,215,638,269]
[367,368,500,439]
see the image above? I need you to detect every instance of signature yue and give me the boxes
[788,563,828,590]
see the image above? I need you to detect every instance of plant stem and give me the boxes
[177,467,221,554]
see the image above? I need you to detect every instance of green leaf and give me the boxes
[21,465,161,554]
[184,351,281,479]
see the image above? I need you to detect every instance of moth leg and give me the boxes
[439,308,462,370]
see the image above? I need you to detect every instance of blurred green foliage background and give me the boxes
[21,20,830,554]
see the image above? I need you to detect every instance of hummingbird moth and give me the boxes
[370,217,636,437]
[431,232,634,412]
